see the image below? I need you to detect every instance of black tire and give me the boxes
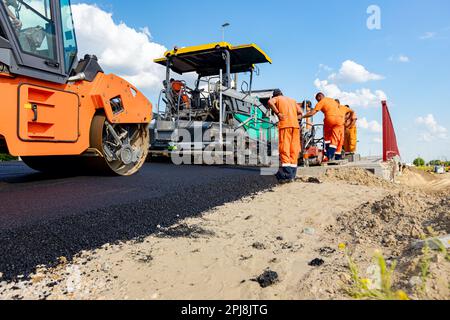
[88,115,149,176]
[22,116,149,177]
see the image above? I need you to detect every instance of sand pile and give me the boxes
[398,168,450,192]
[337,191,450,251]
[298,190,450,300]
[323,168,391,188]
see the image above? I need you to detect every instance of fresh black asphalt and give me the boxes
[0,161,277,280]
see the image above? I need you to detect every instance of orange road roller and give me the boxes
[0,0,152,176]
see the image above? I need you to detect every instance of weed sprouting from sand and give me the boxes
[419,241,432,294]
[376,252,398,298]
[415,229,450,296]
[342,247,409,300]
[345,253,377,299]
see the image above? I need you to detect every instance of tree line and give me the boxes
[413,158,450,167]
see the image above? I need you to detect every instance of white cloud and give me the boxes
[72,4,167,95]
[420,32,437,40]
[319,64,332,72]
[398,55,410,63]
[357,117,383,133]
[415,114,448,141]
[315,64,333,77]
[390,55,410,63]
[328,60,384,83]
[314,79,387,108]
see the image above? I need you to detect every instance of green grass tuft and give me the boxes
[344,249,409,300]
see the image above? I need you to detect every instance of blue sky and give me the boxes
[71,0,450,162]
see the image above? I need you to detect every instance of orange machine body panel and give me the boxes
[0,73,152,156]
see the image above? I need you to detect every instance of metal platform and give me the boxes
[297,156,394,181]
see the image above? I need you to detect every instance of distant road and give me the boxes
[0,161,276,279]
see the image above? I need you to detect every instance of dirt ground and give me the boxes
[0,167,449,300]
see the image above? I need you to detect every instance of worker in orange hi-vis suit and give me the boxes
[302,93,343,161]
[342,104,358,155]
[268,89,303,183]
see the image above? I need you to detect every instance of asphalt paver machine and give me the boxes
[151,42,278,165]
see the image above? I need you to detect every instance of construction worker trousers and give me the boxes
[324,123,345,160]
[277,128,301,181]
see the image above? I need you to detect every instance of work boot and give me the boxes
[276,168,289,181]
[327,147,337,161]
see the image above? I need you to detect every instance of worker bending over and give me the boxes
[268,89,303,183]
[302,93,343,161]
